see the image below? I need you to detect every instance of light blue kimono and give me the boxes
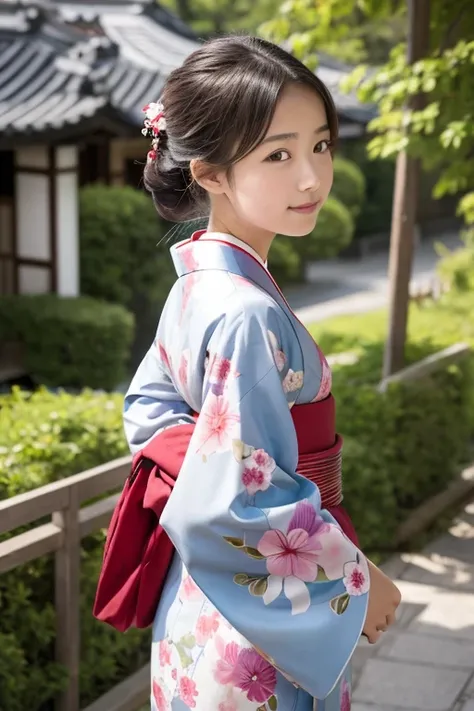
[124,233,368,711]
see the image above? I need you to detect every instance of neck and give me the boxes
[207,213,275,264]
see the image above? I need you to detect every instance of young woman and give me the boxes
[123,35,400,711]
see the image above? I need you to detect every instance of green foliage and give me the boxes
[260,0,406,67]
[0,388,149,711]
[0,295,133,391]
[79,184,175,366]
[436,230,474,293]
[268,237,302,284]
[270,196,356,282]
[340,140,395,237]
[1,291,473,705]
[299,196,354,261]
[310,291,474,551]
[159,0,282,36]
[331,156,366,217]
[262,2,474,234]
[343,9,474,231]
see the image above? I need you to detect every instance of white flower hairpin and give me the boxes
[142,101,167,163]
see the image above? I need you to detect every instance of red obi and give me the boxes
[93,396,357,632]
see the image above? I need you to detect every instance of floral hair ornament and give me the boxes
[142,101,167,163]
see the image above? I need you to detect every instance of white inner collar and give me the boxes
[199,231,268,270]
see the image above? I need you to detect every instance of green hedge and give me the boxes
[331,156,366,217]
[0,295,134,391]
[271,195,356,284]
[290,196,355,271]
[80,184,176,368]
[0,388,148,711]
[310,291,474,551]
[1,292,473,709]
[340,140,396,238]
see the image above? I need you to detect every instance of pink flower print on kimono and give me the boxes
[233,648,277,704]
[232,439,276,496]
[157,340,171,371]
[257,501,329,614]
[312,345,332,402]
[214,638,278,708]
[195,393,240,458]
[226,500,368,615]
[340,677,351,711]
[179,676,199,708]
[214,638,240,685]
[179,246,200,323]
[205,352,240,396]
[195,610,220,646]
[267,330,287,372]
[179,574,205,603]
[159,639,173,666]
[153,677,171,711]
[177,349,191,398]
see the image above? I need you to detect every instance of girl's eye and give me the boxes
[267,150,291,162]
[315,139,332,154]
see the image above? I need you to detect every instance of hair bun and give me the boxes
[143,148,208,222]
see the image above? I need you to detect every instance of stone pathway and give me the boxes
[287,231,463,324]
[351,498,474,711]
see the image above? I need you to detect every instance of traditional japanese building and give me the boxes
[0,0,371,298]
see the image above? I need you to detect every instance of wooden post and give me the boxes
[382,0,431,378]
[53,486,81,711]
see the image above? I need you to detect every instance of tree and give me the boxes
[159,0,283,36]
[262,0,474,372]
[260,0,406,67]
[262,0,474,236]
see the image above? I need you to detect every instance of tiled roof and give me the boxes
[0,0,199,140]
[0,1,374,142]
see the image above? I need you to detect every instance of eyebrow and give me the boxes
[261,123,330,146]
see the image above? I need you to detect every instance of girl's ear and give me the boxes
[190,159,228,195]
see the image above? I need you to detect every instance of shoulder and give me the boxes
[209,288,301,367]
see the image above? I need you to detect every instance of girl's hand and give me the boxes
[363,559,401,644]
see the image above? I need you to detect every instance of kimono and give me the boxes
[123,231,369,711]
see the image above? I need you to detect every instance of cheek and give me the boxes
[322,158,334,195]
[231,167,285,211]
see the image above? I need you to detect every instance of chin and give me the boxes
[279,215,319,238]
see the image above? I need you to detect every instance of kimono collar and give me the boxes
[199,231,267,269]
[171,230,269,276]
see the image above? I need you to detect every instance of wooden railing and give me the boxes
[0,454,151,711]
[0,341,471,711]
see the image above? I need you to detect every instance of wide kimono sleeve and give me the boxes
[160,304,369,700]
[123,339,195,454]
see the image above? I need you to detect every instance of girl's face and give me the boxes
[222,83,334,242]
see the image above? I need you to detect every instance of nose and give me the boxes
[297,159,321,193]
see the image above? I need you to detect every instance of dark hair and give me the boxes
[143,35,338,222]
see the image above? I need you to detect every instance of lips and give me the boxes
[289,201,320,214]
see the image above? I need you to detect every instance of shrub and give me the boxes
[0,295,134,391]
[0,388,149,711]
[331,156,366,217]
[79,184,177,367]
[310,292,474,551]
[436,230,474,293]
[268,236,302,284]
[298,196,355,262]
[340,140,396,238]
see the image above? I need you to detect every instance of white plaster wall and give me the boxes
[56,145,77,170]
[56,165,79,296]
[18,265,50,294]
[16,173,50,261]
[15,145,49,169]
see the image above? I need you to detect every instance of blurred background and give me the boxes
[0,2,473,711]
